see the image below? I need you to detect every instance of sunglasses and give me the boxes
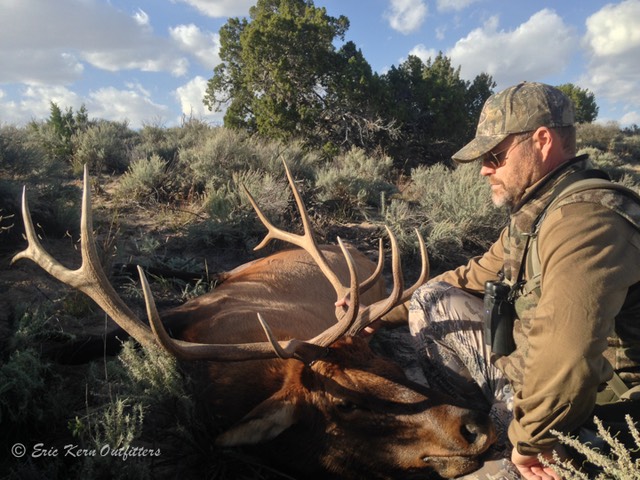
[483,134,532,170]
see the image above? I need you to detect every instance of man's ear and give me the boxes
[532,126,553,153]
[532,126,565,167]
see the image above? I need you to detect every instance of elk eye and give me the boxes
[336,400,359,413]
[336,399,366,413]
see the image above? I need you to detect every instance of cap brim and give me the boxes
[451,134,508,163]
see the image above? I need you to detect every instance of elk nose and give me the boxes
[460,412,495,449]
[460,421,480,444]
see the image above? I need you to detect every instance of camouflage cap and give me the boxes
[452,82,575,163]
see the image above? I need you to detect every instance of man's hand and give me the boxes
[511,447,563,480]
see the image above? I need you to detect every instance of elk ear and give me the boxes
[215,398,298,446]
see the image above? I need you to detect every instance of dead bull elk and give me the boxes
[12,163,495,479]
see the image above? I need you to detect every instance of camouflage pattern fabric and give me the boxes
[453,82,575,162]
[539,179,640,385]
[408,281,520,478]
[496,155,595,388]
[496,155,640,389]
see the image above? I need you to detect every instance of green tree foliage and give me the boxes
[379,53,495,167]
[29,102,91,164]
[557,83,599,123]
[204,1,494,166]
[204,0,395,152]
[205,0,348,138]
[319,41,397,151]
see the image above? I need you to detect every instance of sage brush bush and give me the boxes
[116,154,168,203]
[69,341,192,479]
[316,147,397,220]
[179,127,253,194]
[0,124,55,176]
[0,349,50,425]
[577,121,622,152]
[71,120,133,175]
[547,415,640,479]
[390,162,507,269]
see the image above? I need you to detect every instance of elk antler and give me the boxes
[145,159,428,363]
[240,159,429,356]
[141,160,429,363]
[11,166,157,350]
[11,166,342,363]
[14,165,428,365]
[143,234,362,363]
[244,160,383,302]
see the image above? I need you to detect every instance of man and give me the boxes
[404,82,640,478]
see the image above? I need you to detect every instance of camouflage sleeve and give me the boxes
[508,202,640,454]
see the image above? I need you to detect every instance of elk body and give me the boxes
[12,164,495,479]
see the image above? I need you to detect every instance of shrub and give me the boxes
[179,127,252,194]
[580,147,640,186]
[400,161,507,268]
[0,349,49,424]
[0,124,51,176]
[116,154,168,203]
[316,147,396,220]
[547,415,640,479]
[71,120,134,175]
[133,125,178,164]
[243,135,324,182]
[616,134,640,164]
[192,169,290,248]
[577,121,622,152]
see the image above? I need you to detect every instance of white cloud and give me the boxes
[0,0,189,84]
[0,83,169,129]
[133,9,151,27]
[0,85,81,124]
[385,0,428,35]
[175,76,224,124]
[172,0,255,18]
[87,86,169,128]
[408,44,439,64]
[448,10,577,88]
[170,24,221,69]
[620,111,640,126]
[436,0,481,12]
[584,0,640,57]
[83,51,189,77]
[581,0,640,121]
[0,51,84,85]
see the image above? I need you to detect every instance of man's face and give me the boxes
[480,133,542,209]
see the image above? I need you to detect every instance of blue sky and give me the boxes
[1,0,639,129]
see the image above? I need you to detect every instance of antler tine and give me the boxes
[256,313,326,362]
[397,228,429,304]
[346,226,402,335]
[306,236,360,346]
[243,160,348,300]
[11,166,157,350]
[256,236,360,362]
[346,228,429,336]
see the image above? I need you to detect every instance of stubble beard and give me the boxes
[490,145,542,210]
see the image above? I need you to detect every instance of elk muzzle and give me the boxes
[418,407,496,478]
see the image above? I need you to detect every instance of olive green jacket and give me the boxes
[398,156,640,454]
